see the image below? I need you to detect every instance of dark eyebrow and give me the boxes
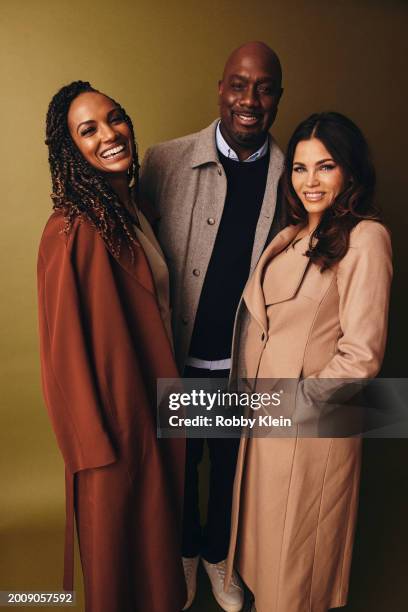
[293,158,335,166]
[76,107,122,133]
[77,119,95,133]
[228,74,276,82]
[316,158,335,164]
[108,107,122,117]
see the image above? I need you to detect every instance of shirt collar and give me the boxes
[216,121,269,163]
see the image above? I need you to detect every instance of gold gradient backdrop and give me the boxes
[1,1,407,610]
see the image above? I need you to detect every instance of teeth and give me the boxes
[304,192,325,201]
[236,114,258,122]
[101,144,125,158]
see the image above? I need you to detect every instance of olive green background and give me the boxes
[1,0,407,610]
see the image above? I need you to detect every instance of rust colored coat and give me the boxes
[37,212,186,612]
[226,221,392,612]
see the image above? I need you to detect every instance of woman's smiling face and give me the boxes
[291,138,345,223]
[67,91,133,175]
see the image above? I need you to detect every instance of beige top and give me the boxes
[133,209,173,348]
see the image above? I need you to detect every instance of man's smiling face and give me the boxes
[218,43,283,160]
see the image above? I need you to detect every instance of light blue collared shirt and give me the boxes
[216,121,269,162]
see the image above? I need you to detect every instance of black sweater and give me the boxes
[189,150,270,360]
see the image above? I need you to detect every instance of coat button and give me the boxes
[207,217,215,225]
[261,332,265,341]
[193,268,200,277]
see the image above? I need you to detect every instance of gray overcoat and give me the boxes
[140,119,285,372]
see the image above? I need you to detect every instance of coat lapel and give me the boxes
[105,237,156,295]
[243,225,307,332]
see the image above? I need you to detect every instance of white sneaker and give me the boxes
[182,556,200,610]
[202,558,244,612]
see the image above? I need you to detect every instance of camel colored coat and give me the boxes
[37,212,186,612]
[226,220,392,612]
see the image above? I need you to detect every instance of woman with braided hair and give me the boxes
[38,81,186,612]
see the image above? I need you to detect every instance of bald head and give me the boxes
[218,41,283,161]
[222,41,282,87]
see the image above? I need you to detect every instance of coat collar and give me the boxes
[243,224,309,333]
[57,211,156,296]
[191,119,220,167]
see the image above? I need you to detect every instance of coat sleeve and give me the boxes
[312,221,393,380]
[38,219,117,473]
[293,222,393,433]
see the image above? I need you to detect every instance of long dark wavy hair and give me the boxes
[281,111,382,271]
[45,80,139,258]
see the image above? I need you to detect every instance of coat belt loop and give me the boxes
[63,468,75,592]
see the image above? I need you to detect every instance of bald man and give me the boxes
[140,42,284,611]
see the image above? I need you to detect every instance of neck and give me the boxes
[306,212,322,234]
[219,121,265,162]
[106,173,134,214]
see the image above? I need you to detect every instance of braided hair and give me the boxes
[45,80,139,258]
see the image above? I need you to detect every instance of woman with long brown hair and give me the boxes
[225,112,392,612]
[38,81,185,612]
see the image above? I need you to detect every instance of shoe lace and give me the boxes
[215,560,227,581]
[182,557,196,581]
[215,560,241,589]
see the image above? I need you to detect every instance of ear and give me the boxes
[218,79,223,96]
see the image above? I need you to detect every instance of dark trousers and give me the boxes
[182,366,240,563]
